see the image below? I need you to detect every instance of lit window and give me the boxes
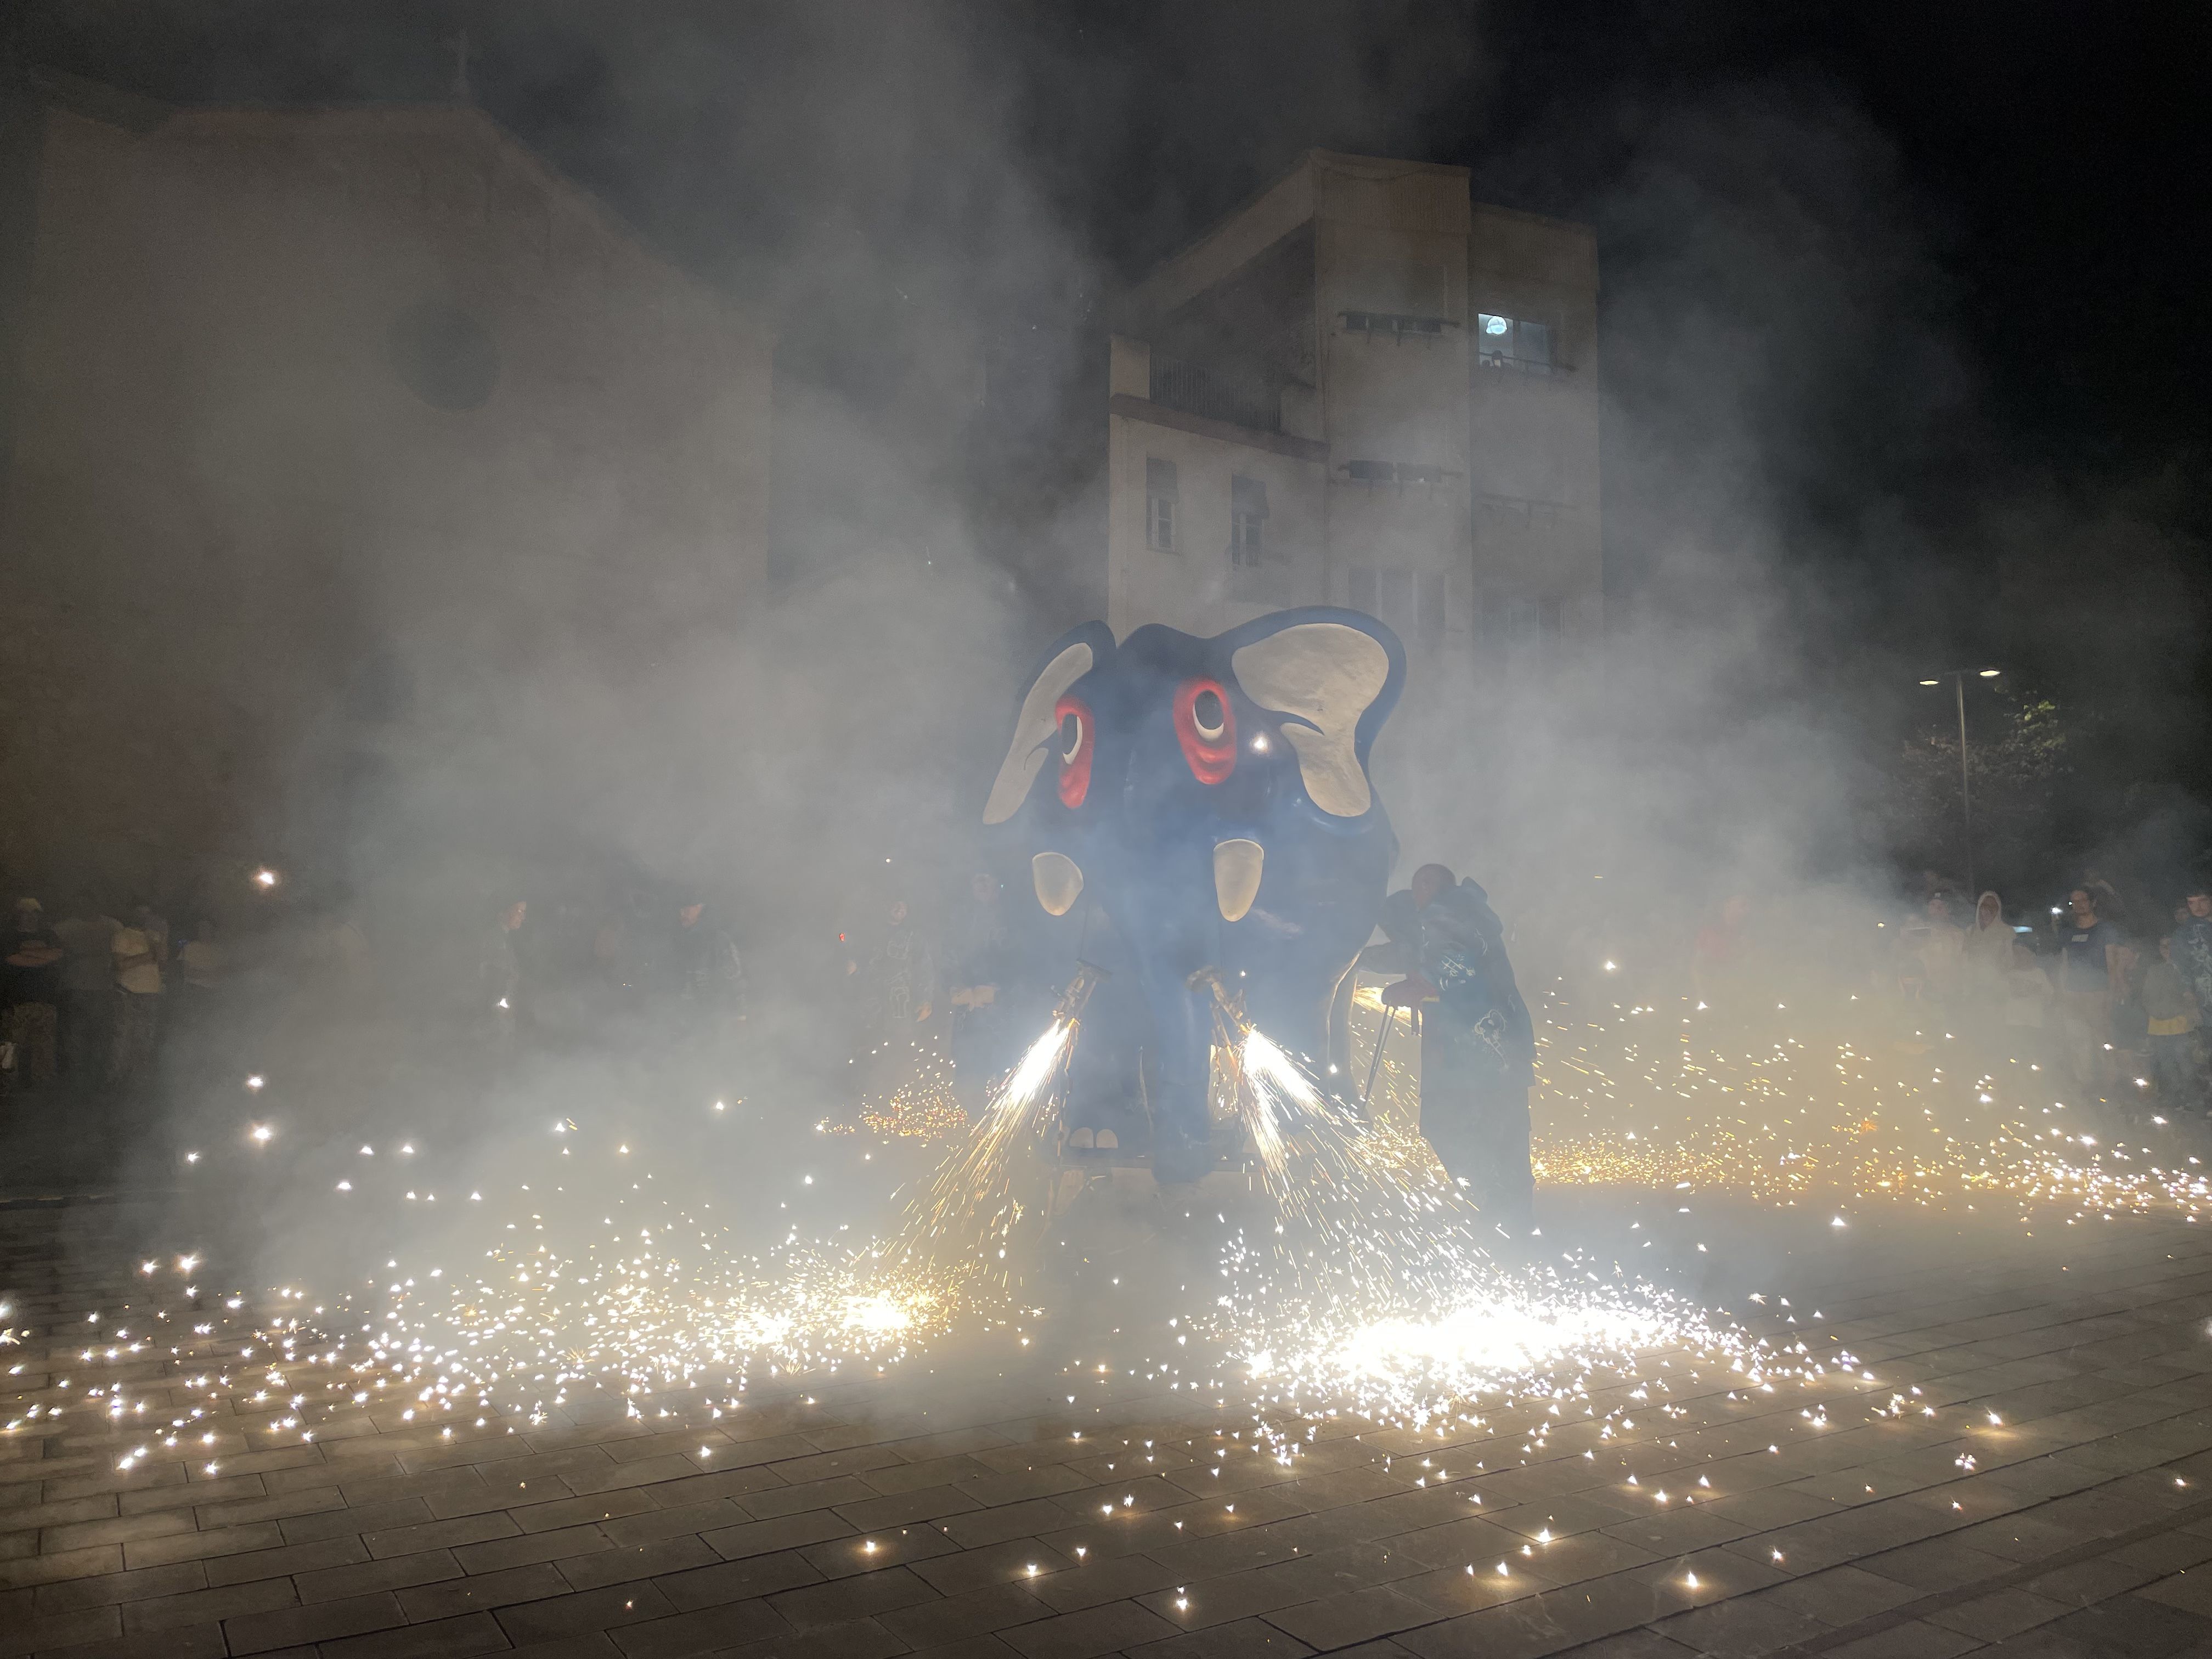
[1146,458,1178,552]
[1476,313,1555,374]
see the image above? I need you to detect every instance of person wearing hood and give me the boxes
[1963,891,2022,1021]
[1379,865,1537,1232]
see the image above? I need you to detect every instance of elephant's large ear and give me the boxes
[982,623,1115,825]
[1227,608,1405,818]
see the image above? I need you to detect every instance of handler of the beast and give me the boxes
[1372,864,1536,1231]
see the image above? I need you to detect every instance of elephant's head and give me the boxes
[981,607,1404,1181]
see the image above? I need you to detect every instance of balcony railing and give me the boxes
[1341,310,1457,342]
[1149,357,1279,435]
[1474,349,1570,379]
[1341,459,1459,488]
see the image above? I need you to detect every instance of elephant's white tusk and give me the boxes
[1031,851,1085,916]
[1213,839,1263,922]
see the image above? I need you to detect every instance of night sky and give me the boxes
[9,0,2208,878]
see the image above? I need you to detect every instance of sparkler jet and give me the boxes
[983,608,1406,1183]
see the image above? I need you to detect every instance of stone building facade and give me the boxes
[1105,150,1600,681]
[0,71,773,904]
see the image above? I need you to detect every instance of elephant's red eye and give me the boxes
[1174,678,1237,785]
[1054,694,1093,808]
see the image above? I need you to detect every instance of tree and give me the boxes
[1883,692,2070,893]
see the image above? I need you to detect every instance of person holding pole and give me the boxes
[1375,864,1536,1232]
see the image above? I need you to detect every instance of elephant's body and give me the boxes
[981,608,1406,1182]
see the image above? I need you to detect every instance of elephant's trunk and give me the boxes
[1138,959,1216,1184]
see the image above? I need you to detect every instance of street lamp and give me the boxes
[1918,669,2002,894]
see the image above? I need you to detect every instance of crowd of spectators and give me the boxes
[1680,871,2212,1116]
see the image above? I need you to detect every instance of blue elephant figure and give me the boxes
[980,607,1406,1183]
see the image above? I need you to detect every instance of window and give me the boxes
[1377,570,1413,639]
[1476,594,1565,653]
[1229,476,1267,569]
[1146,457,1178,552]
[1476,312,1555,375]
[1417,571,1446,654]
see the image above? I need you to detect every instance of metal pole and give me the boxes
[1359,1004,1393,1113]
[1955,672,1974,896]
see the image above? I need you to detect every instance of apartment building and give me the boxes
[1105,150,1600,681]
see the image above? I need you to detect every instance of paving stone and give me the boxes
[704,1508,856,1562]
[223,1589,409,1654]
[771,1562,943,1628]
[495,1581,681,1644]
[655,1545,822,1612]
[296,1547,466,1601]
[1002,1598,1182,1659]
[30,1558,207,1611]
[607,1595,790,1658]
[1921,1585,2074,1641]
[880,1580,1057,1647]
[1822,1619,1983,1658]
[319,1611,515,1659]
[0,1601,122,1656]
[118,1570,304,1632]
[558,1534,721,1592]
[122,1522,285,1568]
[1124,1613,1318,1659]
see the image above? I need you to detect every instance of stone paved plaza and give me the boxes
[9,1191,2212,1659]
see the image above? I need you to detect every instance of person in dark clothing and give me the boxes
[3,897,64,1091]
[847,898,935,1046]
[668,899,747,1030]
[1379,865,1537,1231]
[2174,884,2212,1035]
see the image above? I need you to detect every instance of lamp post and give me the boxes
[1917,669,2002,894]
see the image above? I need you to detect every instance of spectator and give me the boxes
[2111,940,2148,1091]
[108,916,163,1087]
[128,897,171,969]
[2058,886,2121,1090]
[1963,891,2018,1011]
[2173,883,2212,1025]
[296,894,376,1007]
[1916,893,1967,1006]
[176,914,227,997]
[168,913,229,1088]
[847,895,935,1062]
[52,893,120,1087]
[667,895,747,1031]
[3,897,64,1090]
[2141,934,2200,1111]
